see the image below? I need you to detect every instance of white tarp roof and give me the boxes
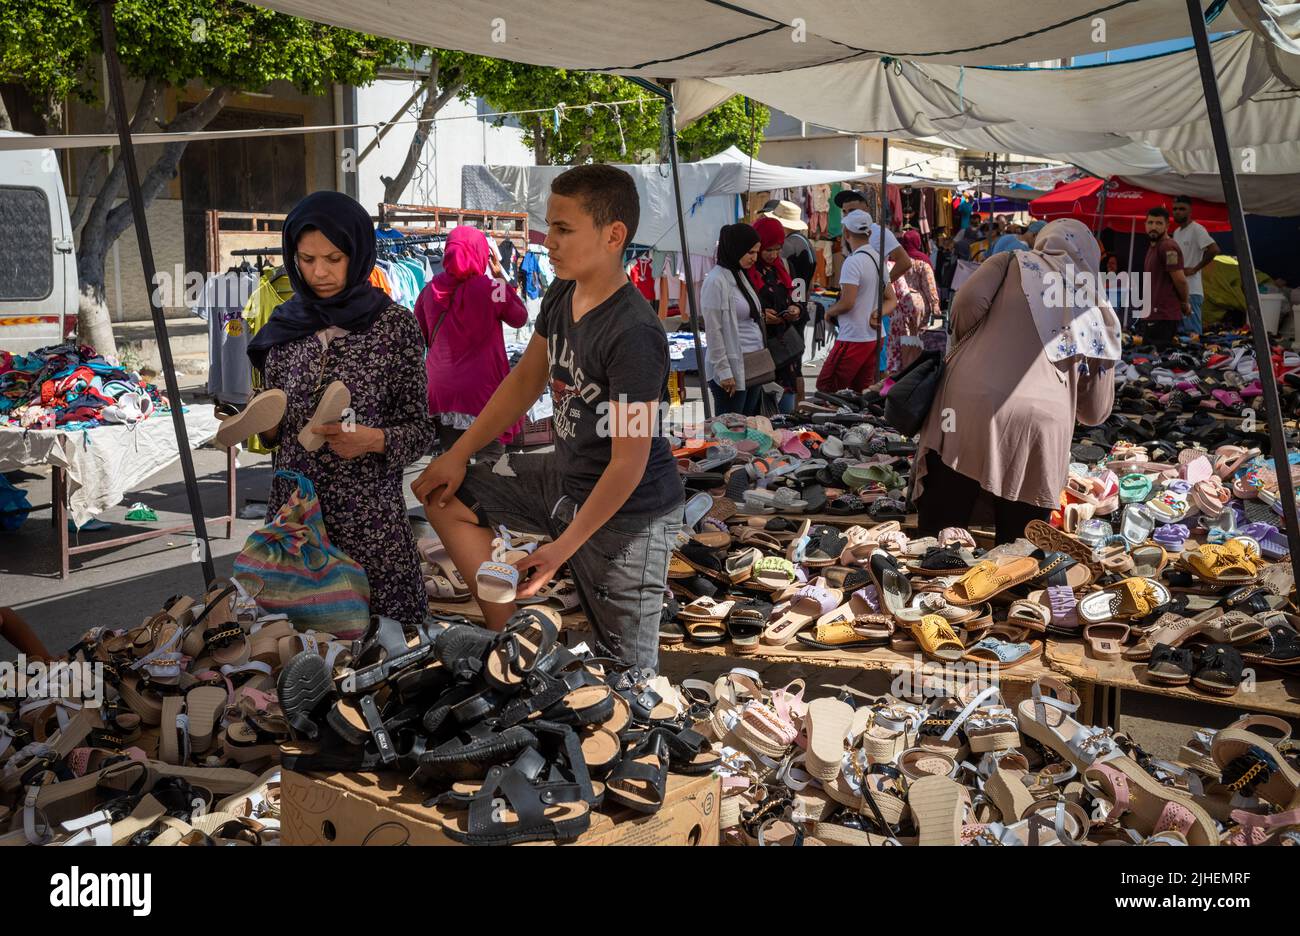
[254,1,1300,74]
[700,32,1300,214]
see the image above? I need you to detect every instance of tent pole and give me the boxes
[1125,217,1137,330]
[97,0,214,585]
[877,137,890,351]
[1095,181,1108,239]
[990,152,999,224]
[1185,0,1300,580]
[628,77,712,419]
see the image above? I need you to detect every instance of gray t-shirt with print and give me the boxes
[536,279,683,516]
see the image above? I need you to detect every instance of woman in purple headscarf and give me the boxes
[414,226,529,462]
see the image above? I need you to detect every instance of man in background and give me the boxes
[1171,194,1221,341]
[832,188,912,282]
[1143,205,1190,348]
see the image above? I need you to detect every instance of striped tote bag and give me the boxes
[234,469,370,634]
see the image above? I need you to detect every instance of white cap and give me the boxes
[842,209,874,234]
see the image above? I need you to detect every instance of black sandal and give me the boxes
[414,721,539,782]
[483,607,561,691]
[605,730,670,814]
[276,650,336,740]
[1145,643,1195,686]
[827,493,869,515]
[1190,643,1244,696]
[433,751,593,845]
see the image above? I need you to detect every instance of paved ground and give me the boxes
[1,373,1293,760]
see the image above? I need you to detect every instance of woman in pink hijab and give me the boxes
[414,226,528,460]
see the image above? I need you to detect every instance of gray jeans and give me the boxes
[456,452,683,673]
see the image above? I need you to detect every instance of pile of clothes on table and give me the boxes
[0,343,166,430]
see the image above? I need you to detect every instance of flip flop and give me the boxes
[1083,623,1130,661]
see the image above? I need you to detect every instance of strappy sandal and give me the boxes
[433,751,592,844]
[605,731,670,814]
[483,608,561,692]
[475,526,539,603]
[1085,758,1219,846]
[1016,677,1119,770]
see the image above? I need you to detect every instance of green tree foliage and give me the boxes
[468,62,767,165]
[0,0,407,352]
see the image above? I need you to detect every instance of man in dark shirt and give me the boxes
[415,164,685,672]
[1142,206,1190,349]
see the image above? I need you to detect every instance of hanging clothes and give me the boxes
[935,189,954,231]
[241,267,295,454]
[198,271,257,406]
[885,184,905,228]
[628,254,657,303]
[519,251,545,299]
[498,237,517,277]
[828,183,844,238]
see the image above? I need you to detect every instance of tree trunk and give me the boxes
[75,84,232,358]
[381,61,466,205]
[70,77,163,233]
[0,92,12,132]
[532,118,552,165]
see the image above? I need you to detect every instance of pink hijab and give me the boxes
[901,229,930,266]
[425,226,491,320]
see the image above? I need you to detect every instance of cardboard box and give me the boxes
[281,769,719,846]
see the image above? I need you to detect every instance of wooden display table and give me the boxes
[281,769,719,846]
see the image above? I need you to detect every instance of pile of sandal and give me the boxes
[666,513,1066,669]
[268,607,722,845]
[703,667,1300,846]
[1,591,731,846]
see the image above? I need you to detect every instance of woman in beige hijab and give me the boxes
[912,218,1121,543]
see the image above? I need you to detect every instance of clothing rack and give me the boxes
[228,232,448,259]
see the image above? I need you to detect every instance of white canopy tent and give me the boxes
[253,1,1300,73]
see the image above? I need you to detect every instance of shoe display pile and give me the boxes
[703,668,1300,846]
[0,593,725,846]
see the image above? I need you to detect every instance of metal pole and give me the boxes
[876,137,889,331]
[97,0,215,584]
[1125,216,1137,330]
[627,77,712,419]
[1095,180,1109,238]
[990,152,999,228]
[1185,0,1300,580]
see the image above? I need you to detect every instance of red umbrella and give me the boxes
[1029,177,1231,232]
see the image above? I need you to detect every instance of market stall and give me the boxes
[10,0,1300,853]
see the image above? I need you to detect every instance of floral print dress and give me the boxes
[886,260,941,375]
[263,304,436,629]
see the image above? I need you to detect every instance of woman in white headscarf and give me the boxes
[912,218,1121,543]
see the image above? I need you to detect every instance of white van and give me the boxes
[0,131,76,354]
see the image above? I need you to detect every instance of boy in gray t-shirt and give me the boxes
[414,165,684,673]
